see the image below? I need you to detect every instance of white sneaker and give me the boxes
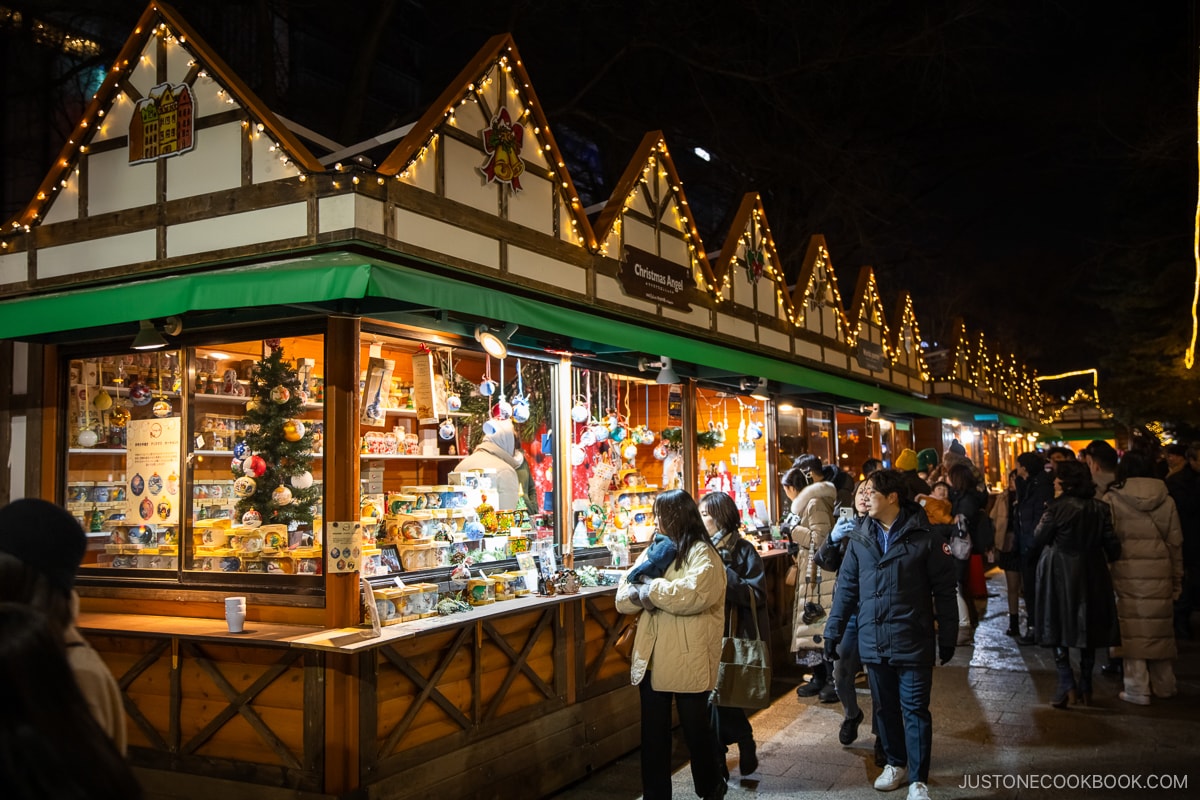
[874,765,909,791]
[907,781,931,800]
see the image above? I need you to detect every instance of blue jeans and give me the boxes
[866,661,933,782]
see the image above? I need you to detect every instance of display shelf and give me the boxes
[94,385,180,398]
[382,408,469,418]
[360,454,460,461]
[196,450,324,458]
[68,448,127,455]
[194,393,323,411]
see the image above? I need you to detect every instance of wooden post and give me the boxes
[323,315,361,794]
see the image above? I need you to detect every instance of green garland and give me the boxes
[659,426,719,450]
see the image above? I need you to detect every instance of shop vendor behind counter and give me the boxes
[453,418,521,509]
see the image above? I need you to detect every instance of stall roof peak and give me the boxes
[376,33,596,249]
[1,0,323,236]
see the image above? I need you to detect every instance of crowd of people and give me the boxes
[615,434,1192,800]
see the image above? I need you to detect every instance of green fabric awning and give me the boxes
[0,254,960,419]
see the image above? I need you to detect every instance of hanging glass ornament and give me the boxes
[290,470,314,490]
[233,440,248,458]
[76,429,99,448]
[128,382,152,406]
[233,476,257,498]
[272,485,294,506]
[242,509,262,528]
[282,419,306,442]
[270,385,291,404]
[109,405,130,427]
[152,400,171,418]
[439,419,457,440]
[244,454,267,477]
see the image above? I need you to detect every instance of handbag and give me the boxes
[785,559,799,586]
[615,616,637,660]
[949,529,972,561]
[714,594,772,709]
[791,541,827,644]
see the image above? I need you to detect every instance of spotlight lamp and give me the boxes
[860,402,882,420]
[638,356,680,385]
[740,377,768,399]
[474,323,519,359]
[131,319,168,350]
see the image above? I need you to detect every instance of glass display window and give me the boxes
[358,330,555,577]
[775,404,833,470]
[566,367,673,557]
[693,385,770,529]
[835,407,880,478]
[64,333,327,584]
[188,335,325,579]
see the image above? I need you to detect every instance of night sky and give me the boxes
[5,1,1198,391]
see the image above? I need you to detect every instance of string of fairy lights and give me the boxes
[0,12,1051,418]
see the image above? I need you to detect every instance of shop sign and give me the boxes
[619,246,692,311]
[856,341,886,372]
[125,417,181,524]
[128,82,196,164]
[326,521,362,574]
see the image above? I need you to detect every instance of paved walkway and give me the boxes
[552,569,1198,799]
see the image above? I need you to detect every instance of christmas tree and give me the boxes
[233,342,320,528]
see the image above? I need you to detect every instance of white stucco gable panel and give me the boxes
[93,95,135,145]
[508,246,585,294]
[166,122,242,200]
[506,174,553,235]
[716,312,755,342]
[0,251,26,286]
[760,327,790,354]
[37,230,157,280]
[167,203,307,258]
[444,137,497,215]
[42,180,80,225]
[319,194,385,236]
[87,150,156,216]
[252,132,305,184]
[394,209,499,269]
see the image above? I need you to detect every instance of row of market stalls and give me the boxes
[0,4,1056,799]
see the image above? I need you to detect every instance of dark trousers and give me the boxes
[639,674,723,800]
[955,558,979,627]
[713,704,753,747]
[867,661,934,782]
[1019,550,1038,627]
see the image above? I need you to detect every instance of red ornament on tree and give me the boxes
[244,454,267,477]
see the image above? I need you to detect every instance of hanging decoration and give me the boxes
[128,82,196,165]
[479,107,525,191]
[742,246,765,284]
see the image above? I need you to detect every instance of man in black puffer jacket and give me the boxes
[822,469,958,800]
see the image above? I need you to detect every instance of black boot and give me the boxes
[738,739,758,776]
[795,674,825,697]
[1051,647,1077,709]
[1006,613,1020,636]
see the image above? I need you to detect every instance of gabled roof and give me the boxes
[2,0,323,237]
[592,131,716,288]
[376,33,596,249]
[710,193,787,302]
[846,266,890,349]
[891,291,930,375]
[788,235,849,335]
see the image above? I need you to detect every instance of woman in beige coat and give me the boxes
[783,459,837,700]
[1103,451,1184,705]
[616,489,728,800]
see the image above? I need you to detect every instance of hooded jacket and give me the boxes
[1103,477,1185,660]
[824,504,959,666]
[785,481,837,652]
[615,539,726,692]
[454,420,520,509]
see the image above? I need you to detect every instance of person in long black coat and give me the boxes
[1031,460,1121,707]
[1015,452,1055,644]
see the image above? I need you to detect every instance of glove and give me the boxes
[823,636,839,661]
[830,517,855,542]
[638,582,657,611]
[939,645,955,665]
[625,583,644,608]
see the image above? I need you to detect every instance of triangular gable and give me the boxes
[948,317,973,382]
[974,331,991,391]
[592,131,716,290]
[789,235,850,341]
[377,34,595,249]
[846,267,890,352]
[710,193,787,315]
[890,292,929,377]
[2,0,322,236]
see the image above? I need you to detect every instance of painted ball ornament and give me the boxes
[152,400,172,418]
[272,485,294,506]
[241,509,262,528]
[270,385,291,404]
[233,440,248,458]
[282,419,305,442]
[109,405,130,427]
[128,382,152,406]
[233,476,257,498]
[290,470,314,490]
[447,393,462,411]
[76,429,99,448]
[244,454,267,478]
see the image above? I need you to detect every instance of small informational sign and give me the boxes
[619,245,693,311]
[516,552,540,597]
[125,417,181,524]
[411,351,448,425]
[360,357,395,427]
[737,441,758,468]
[856,341,886,372]
[327,521,363,574]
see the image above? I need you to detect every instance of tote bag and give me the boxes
[714,594,772,709]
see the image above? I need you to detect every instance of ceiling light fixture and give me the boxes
[474,323,519,359]
[638,356,680,385]
[131,319,168,350]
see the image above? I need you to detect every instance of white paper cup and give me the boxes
[225,596,247,633]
